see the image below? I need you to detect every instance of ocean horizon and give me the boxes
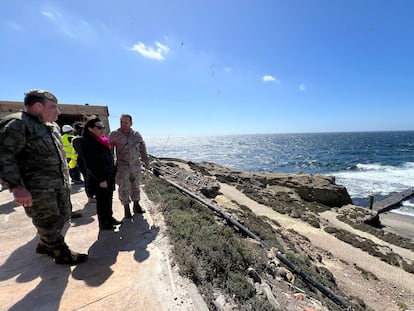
[146,131,414,217]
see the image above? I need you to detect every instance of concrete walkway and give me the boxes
[0,184,207,311]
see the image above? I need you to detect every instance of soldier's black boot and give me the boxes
[54,244,88,265]
[133,201,145,214]
[124,204,132,219]
[98,216,115,230]
[36,243,55,257]
[99,223,115,230]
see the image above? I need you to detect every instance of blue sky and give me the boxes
[1,0,414,138]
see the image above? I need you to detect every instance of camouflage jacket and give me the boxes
[108,128,149,167]
[0,111,70,190]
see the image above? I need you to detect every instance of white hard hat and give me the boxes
[62,125,73,133]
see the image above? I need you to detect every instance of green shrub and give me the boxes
[226,272,255,300]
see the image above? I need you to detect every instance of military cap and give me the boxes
[24,89,58,105]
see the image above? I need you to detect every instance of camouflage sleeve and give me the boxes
[0,119,27,189]
[140,141,149,167]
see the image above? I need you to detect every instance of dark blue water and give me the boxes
[147,131,414,215]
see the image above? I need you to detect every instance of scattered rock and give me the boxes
[277,267,295,284]
[260,282,281,309]
[247,267,261,283]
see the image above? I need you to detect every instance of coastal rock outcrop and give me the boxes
[190,161,352,207]
[263,173,353,207]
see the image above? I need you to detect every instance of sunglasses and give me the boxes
[95,125,105,130]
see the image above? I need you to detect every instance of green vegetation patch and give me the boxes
[324,226,413,273]
[337,213,414,251]
[353,263,379,281]
[144,175,271,309]
[144,174,367,310]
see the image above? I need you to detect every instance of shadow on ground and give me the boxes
[0,211,159,310]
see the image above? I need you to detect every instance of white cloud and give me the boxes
[41,11,59,21]
[299,83,306,91]
[131,41,170,61]
[40,9,95,41]
[263,75,280,83]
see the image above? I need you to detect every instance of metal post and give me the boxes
[369,194,374,210]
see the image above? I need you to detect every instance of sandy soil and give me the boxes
[215,182,414,311]
[380,211,414,240]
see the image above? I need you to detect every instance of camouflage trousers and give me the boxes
[116,163,141,205]
[23,186,72,249]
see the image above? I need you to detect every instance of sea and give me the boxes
[146,131,414,217]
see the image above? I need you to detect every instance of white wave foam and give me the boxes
[401,199,414,208]
[402,162,414,168]
[334,162,414,195]
[393,207,414,217]
[333,162,414,216]
[394,199,414,216]
[355,163,389,171]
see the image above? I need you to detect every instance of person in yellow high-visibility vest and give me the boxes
[62,125,83,185]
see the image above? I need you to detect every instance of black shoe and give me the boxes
[55,252,88,265]
[99,223,115,230]
[71,211,82,218]
[110,217,122,225]
[36,243,55,257]
[133,201,146,214]
[54,245,88,265]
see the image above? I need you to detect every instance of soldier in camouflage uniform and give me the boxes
[0,89,88,265]
[109,114,149,219]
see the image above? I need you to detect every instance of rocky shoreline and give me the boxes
[150,157,414,310]
[157,157,413,238]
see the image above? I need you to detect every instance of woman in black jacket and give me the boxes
[82,117,121,230]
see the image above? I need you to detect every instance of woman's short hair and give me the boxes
[82,117,101,137]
